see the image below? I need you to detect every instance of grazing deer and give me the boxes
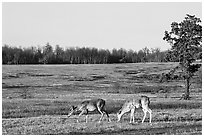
[117,95,152,123]
[67,98,111,123]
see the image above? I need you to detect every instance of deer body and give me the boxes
[117,96,152,123]
[68,99,111,123]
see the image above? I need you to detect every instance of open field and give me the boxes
[2,63,202,135]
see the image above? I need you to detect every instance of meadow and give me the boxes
[2,62,202,135]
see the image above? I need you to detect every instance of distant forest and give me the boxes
[2,43,170,64]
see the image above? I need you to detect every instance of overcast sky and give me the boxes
[2,2,202,51]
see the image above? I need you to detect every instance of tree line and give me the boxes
[2,43,168,64]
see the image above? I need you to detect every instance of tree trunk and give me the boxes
[183,77,190,100]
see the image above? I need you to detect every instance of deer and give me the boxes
[67,98,111,123]
[117,95,152,123]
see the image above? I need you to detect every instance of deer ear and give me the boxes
[71,105,77,110]
[118,109,122,114]
[74,106,78,110]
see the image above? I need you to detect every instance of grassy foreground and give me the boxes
[2,63,202,135]
[2,107,202,135]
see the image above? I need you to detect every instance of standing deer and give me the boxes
[117,95,152,123]
[67,98,111,123]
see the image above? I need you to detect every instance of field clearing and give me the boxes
[2,62,202,135]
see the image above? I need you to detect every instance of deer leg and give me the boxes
[147,108,152,123]
[142,109,147,123]
[130,108,135,123]
[103,110,111,122]
[77,110,86,123]
[132,108,135,123]
[98,109,104,123]
[85,110,89,123]
[129,112,132,123]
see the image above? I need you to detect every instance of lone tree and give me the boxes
[163,14,202,100]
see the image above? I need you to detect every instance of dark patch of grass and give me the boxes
[125,70,141,74]
[2,106,71,118]
[129,74,161,81]
[151,101,202,109]
[2,99,201,119]
[107,84,181,94]
[3,85,31,88]
[29,73,54,77]
[106,100,202,114]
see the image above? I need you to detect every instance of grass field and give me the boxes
[2,63,202,135]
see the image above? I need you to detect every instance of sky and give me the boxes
[2,2,202,51]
